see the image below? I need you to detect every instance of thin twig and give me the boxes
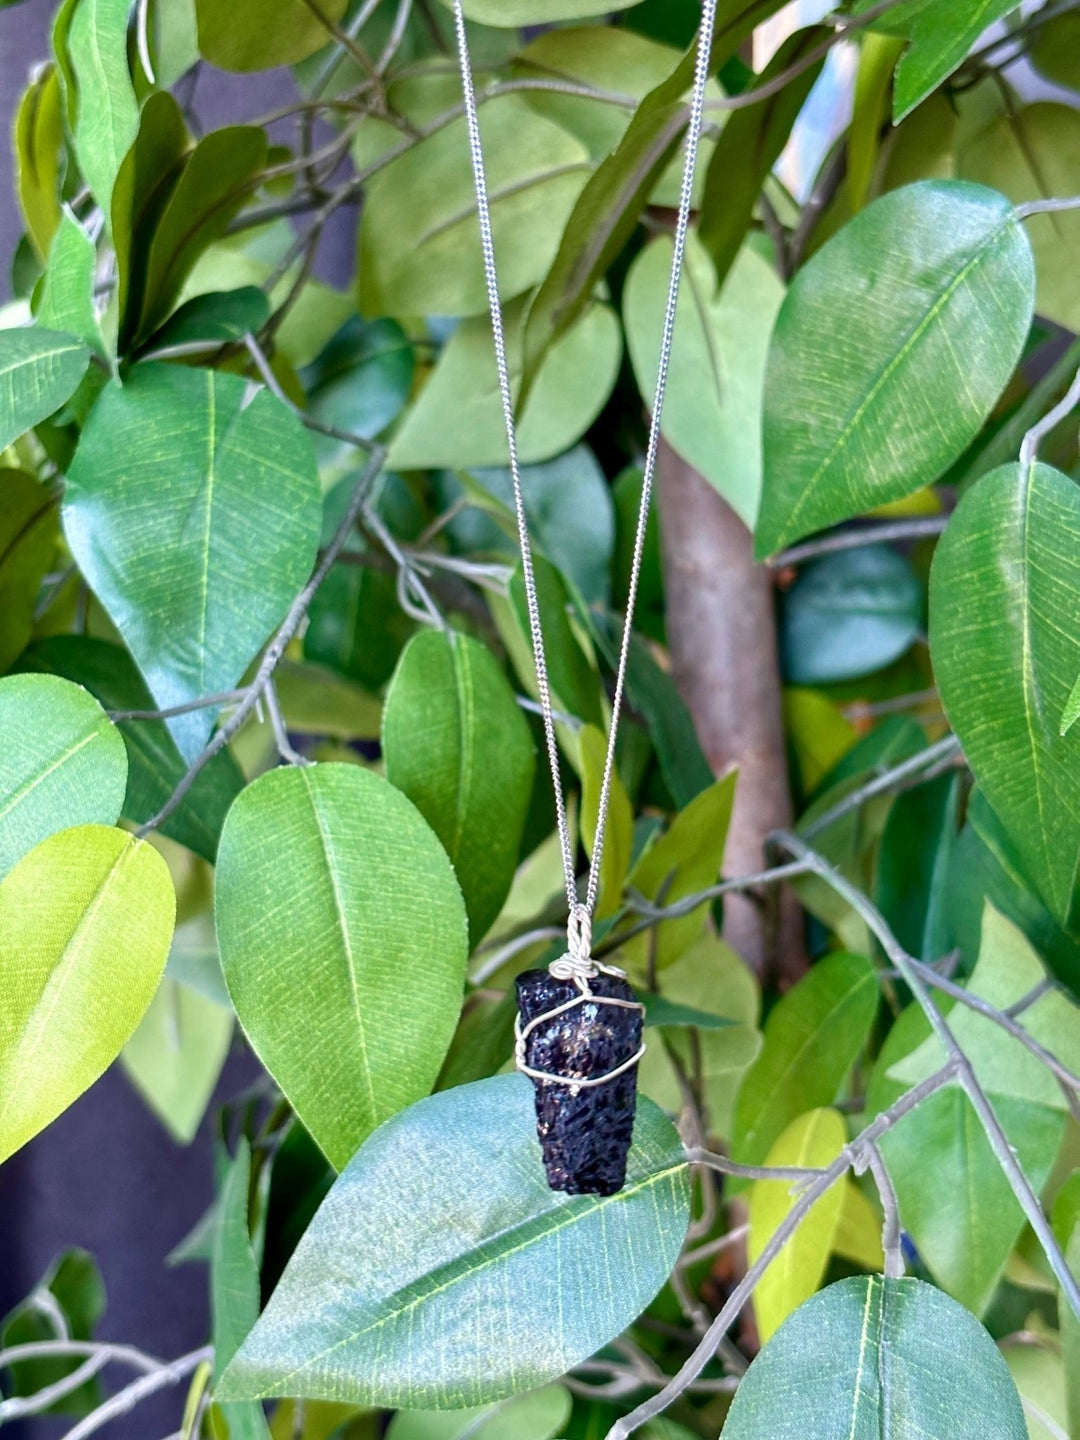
[107,689,247,723]
[469,927,566,986]
[863,1143,904,1280]
[57,1347,212,1440]
[1016,196,1080,218]
[767,516,948,568]
[0,1355,109,1421]
[800,735,962,840]
[1019,363,1080,467]
[0,1341,163,1374]
[684,1146,827,1184]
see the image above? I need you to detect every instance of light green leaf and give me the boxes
[890,903,1080,1111]
[38,207,104,353]
[194,0,348,70]
[958,104,1080,334]
[848,33,904,211]
[273,661,383,742]
[929,461,1080,924]
[732,951,878,1168]
[1004,1344,1070,1440]
[359,96,589,321]
[215,763,469,1171]
[120,977,232,1144]
[0,327,90,450]
[0,824,175,1164]
[20,636,244,864]
[15,65,64,261]
[386,1385,571,1440]
[215,1073,690,1407]
[212,1138,273,1440]
[748,1108,848,1339]
[832,1181,885,1272]
[1061,673,1080,738]
[624,232,782,528]
[0,673,127,878]
[63,363,322,764]
[0,470,57,675]
[578,721,633,921]
[755,182,1034,557]
[383,630,536,946]
[721,1275,1027,1439]
[435,0,642,21]
[387,300,621,472]
[621,773,737,969]
[66,0,139,214]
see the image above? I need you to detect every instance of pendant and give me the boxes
[515,963,645,1197]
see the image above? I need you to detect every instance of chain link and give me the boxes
[451,0,719,957]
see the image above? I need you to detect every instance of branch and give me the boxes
[1019,363,1080,468]
[767,516,948,568]
[774,831,1080,1322]
[800,734,962,840]
[57,1347,212,1440]
[135,447,385,836]
[605,1063,957,1439]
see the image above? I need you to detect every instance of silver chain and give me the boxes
[451,0,718,965]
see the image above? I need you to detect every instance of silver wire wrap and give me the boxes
[514,956,647,1095]
[452,0,718,1063]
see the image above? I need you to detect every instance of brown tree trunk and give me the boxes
[657,439,806,985]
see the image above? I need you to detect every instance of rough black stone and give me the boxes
[515,968,642,1197]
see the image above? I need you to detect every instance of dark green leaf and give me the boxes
[877,771,959,962]
[755,182,1034,556]
[212,1139,273,1440]
[721,1275,1027,1439]
[383,630,536,946]
[780,546,922,686]
[887,0,1019,121]
[216,1074,690,1407]
[63,364,321,764]
[930,461,1080,924]
[215,764,469,1170]
[141,287,271,354]
[508,555,603,728]
[1,1250,106,1416]
[64,0,140,213]
[0,470,57,675]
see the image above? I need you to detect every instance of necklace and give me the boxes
[452,0,718,1195]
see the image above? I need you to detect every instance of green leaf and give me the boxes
[65,0,140,214]
[15,65,64,261]
[212,1138,273,1440]
[0,327,91,450]
[215,1074,690,1407]
[215,764,468,1171]
[63,364,322,764]
[120,976,232,1144]
[721,1275,1027,1439]
[387,300,621,472]
[889,0,1019,122]
[780,546,922,686]
[698,28,826,282]
[748,1108,848,1339]
[1004,1344,1070,1440]
[0,673,127,878]
[383,630,536,946]
[20,636,244,863]
[1030,12,1080,92]
[507,554,603,728]
[302,319,414,476]
[194,0,347,70]
[732,951,878,1168]
[640,993,739,1030]
[868,1002,1064,1315]
[436,0,641,22]
[386,1385,571,1440]
[359,96,589,321]
[1,1250,106,1416]
[1061,672,1080,738]
[929,461,1080,924]
[0,470,57,675]
[848,33,904,212]
[958,104,1080,334]
[624,232,782,528]
[140,287,270,355]
[0,824,175,1163]
[622,774,737,969]
[755,182,1034,557]
[37,207,104,353]
[877,771,959,962]
[121,125,268,349]
[579,722,633,920]
[890,903,1080,1112]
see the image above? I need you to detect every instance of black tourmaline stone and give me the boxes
[516,968,642,1197]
